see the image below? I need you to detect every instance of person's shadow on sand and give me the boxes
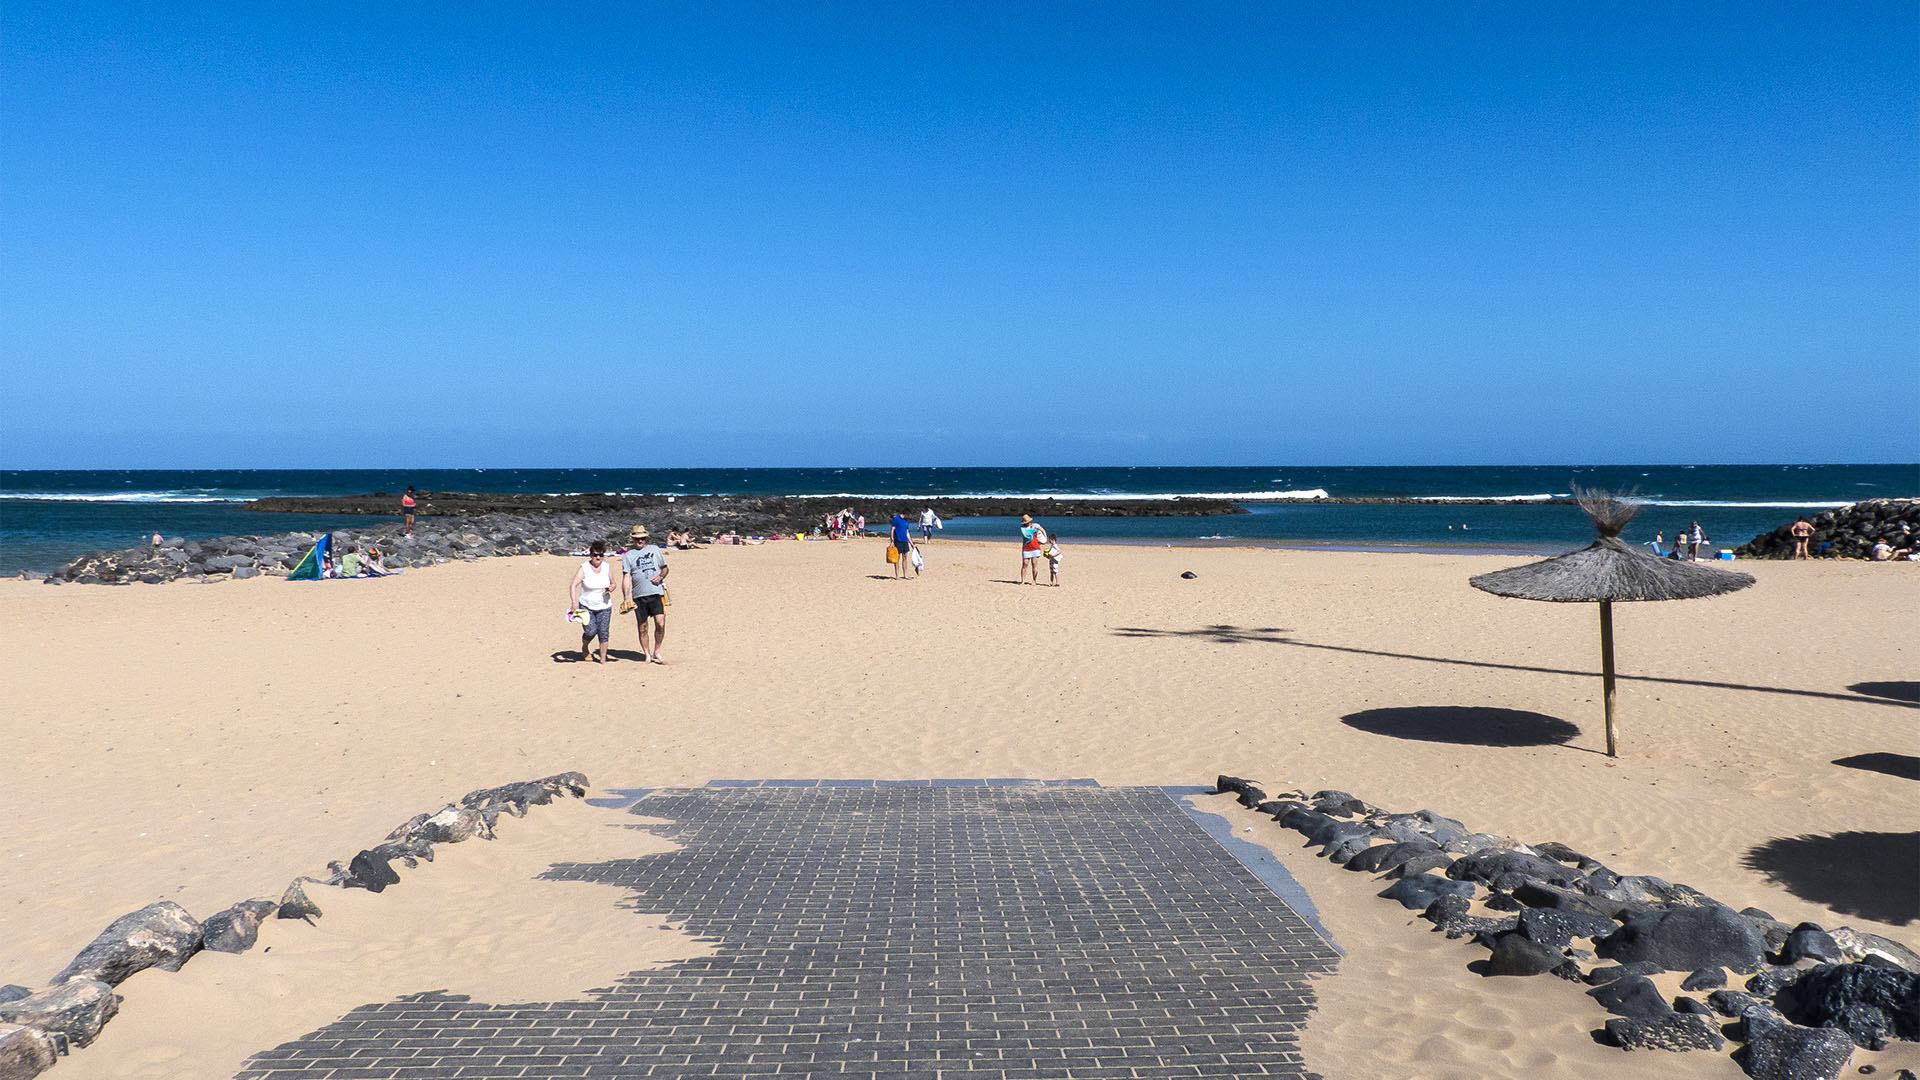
[1743,832,1920,926]
[1340,705,1586,750]
[550,649,649,664]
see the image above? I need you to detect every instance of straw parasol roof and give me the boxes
[1467,487,1754,756]
[1469,534,1755,602]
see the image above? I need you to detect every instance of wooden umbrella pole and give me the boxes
[1599,599,1618,757]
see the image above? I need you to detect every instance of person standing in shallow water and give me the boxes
[401,487,417,537]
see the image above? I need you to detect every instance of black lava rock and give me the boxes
[1447,850,1583,888]
[1343,840,1442,875]
[1517,907,1618,950]
[0,980,120,1048]
[1603,1013,1726,1052]
[1774,962,1920,1050]
[199,899,279,954]
[52,901,203,987]
[1586,961,1665,986]
[1486,932,1565,977]
[277,878,325,921]
[1595,904,1767,974]
[1681,967,1728,992]
[1215,775,1266,807]
[1380,873,1475,911]
[1588,974,1676,1019]
[1736,1015,1856,1080]
[346,849,402,892]
[1512,880,1617,921]
[1781,923,1845,965]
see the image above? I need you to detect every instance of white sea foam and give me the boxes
[1421,493,1564,503]
[0,492,239,503]
[1637,499,1871,509]
[791,488,1335,502]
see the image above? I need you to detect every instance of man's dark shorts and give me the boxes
[894,539,911,555]
[632,594,666,618]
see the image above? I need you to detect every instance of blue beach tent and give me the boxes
[286,533,332,580]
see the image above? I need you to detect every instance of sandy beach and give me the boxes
[3,538,1915,1078]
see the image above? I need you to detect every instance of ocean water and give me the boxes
[1,465,1912,575]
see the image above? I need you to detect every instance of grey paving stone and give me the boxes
[237,785,1337,1079]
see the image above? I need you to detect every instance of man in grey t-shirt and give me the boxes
[621,525,670,664]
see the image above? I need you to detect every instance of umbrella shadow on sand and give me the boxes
[1831,753,1920,782]
[1743,832,1920,926]
[1340,705,1588,750]
[1849,681,1920,704]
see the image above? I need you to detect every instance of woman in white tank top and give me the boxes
[569,542,614,663]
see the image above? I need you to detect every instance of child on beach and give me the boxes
[1045,533,1062,586]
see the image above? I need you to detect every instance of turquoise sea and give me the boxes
[2,465,1914,575]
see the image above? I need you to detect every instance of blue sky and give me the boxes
[3,3,1915,467]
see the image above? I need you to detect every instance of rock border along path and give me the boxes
[238,781,1341,1079]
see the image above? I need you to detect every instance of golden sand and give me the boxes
[1,539,1913,1077]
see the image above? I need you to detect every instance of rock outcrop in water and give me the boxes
[33,493,1244,585]
[1736,499,1919,560]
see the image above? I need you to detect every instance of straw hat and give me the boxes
[629,525,649,540]
[1020,514,1033,524]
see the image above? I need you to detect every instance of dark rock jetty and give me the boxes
[34,492,1243,585]
[1216,775,1920,1078]
[1737,499,1919,560]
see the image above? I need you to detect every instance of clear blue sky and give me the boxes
[3,3,1915,467]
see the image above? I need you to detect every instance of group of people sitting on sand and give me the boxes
[321,544,391,578]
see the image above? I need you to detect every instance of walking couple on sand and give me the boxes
[569,525,670,665]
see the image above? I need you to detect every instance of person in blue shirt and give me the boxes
[890,514,913,579]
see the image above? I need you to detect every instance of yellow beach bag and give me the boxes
[885,544,901,564]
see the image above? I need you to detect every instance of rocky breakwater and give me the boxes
[36,491,1242,586]
[1737,499,1919,560]
[38,511,617,586]
[0,773,588,1079]
[1217,776,1920,1080]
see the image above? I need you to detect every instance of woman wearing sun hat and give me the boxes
[1019,514,1047,585]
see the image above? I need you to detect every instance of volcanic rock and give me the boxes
[1595,904,1767,974]
[1737,1015,1856,1080]
[0,1023,58,1079]
[199,900,278,954]
[1588,974,1676,1019]
[1603,1013,1726,1052]
[51,901,202,986]
[0,980,119,1048]
[1380,873,1475,911]
[1486,932,1565,977]
[1774,962,1920,1050]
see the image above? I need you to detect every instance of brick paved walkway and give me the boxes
[238,783,1338,1079]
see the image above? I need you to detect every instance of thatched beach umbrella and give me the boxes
[1469,489,1754,757]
